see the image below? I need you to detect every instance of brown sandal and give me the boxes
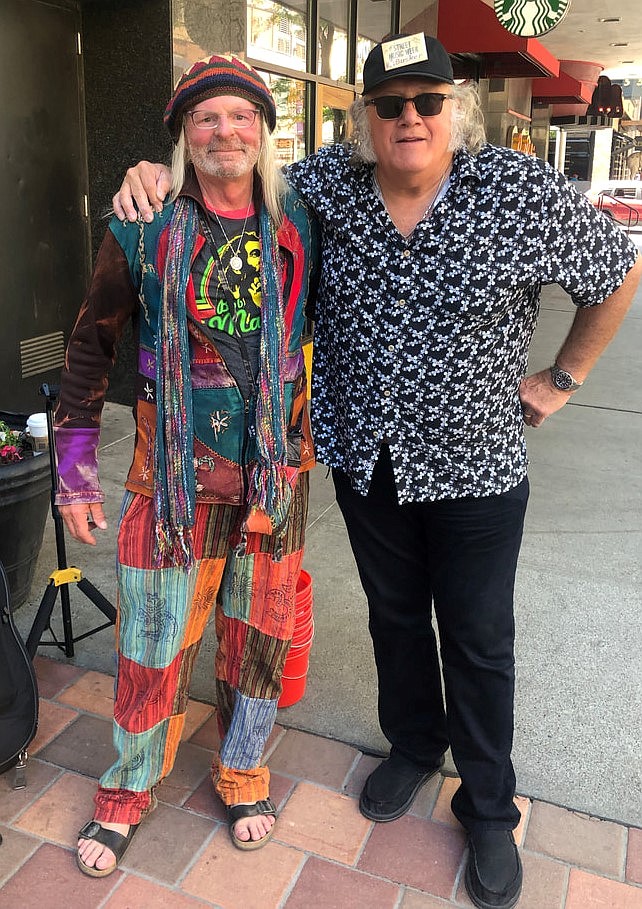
[227,798,277,851]
[76,820,140,877]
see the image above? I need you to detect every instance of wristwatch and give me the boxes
[550,362,583,392]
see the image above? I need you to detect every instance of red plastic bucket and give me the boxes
[295,570,313,610]
[278,569,314,708]
[283,639,313,677]
[291,617,314,647]
[278,672,307,708]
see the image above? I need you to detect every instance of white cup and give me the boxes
[27,413,48,452]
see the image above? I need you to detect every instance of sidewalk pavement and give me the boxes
[1,655,641,909]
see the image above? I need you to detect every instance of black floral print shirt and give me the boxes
[287,143,638,502]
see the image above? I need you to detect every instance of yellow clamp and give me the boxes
[48,567,83,587]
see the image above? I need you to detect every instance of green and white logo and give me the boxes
[494,0,571,37]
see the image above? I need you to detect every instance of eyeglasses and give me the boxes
[187,108,260,130]
[364,93,452,120]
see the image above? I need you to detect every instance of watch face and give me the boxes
[552,367,573,390]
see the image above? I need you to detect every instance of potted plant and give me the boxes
[0,416,51,609]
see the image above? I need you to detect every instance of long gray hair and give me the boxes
[169,114,288,226]
[349,81,486,164]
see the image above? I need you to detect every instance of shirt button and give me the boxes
[397,299,406,306]
[384,389,391,397]
[402,249,411,258]
[388,344,395,352]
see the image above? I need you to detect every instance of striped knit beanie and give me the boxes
[164,54,277,140]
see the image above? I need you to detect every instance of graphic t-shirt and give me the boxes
[190,206,261,398]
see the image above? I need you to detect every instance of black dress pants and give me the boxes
[333,447,529,831]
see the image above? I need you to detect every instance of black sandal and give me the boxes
[227,798,277,851]
[76,819,140,877]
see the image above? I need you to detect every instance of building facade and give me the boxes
[1,0,637,410]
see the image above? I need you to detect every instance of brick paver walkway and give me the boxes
[1,656,641,908]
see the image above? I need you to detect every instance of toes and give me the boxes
[250,815,275,841]
[233,820,252,842]
[77,821,129,871]
[95,847,117,871]
[233,815,275,842]
[77,839,116,870]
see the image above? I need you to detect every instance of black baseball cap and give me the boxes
[362,33,454,93]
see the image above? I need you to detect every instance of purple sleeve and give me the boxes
[54,426,104,505]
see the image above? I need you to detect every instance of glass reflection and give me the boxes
[356,0,393,84]
[249,0,307,71]
[260,71,308,163]
[321,105,348,146]
[318,0,348,81]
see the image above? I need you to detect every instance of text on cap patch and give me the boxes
[381,33,428,71]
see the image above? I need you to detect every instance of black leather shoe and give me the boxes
[465,829,523,909]
[359,752,444,822]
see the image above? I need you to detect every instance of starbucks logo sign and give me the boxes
[494,0,571,37]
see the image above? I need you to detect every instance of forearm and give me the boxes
[556,255,642,381]
[520,255,642,428]
[55,228,138,500]
[56,231,137,427]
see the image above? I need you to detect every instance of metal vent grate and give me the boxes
[20,331,66,379]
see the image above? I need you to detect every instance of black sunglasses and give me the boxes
[364,92,452,120]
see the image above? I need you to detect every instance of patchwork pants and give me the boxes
[94,474,308,825]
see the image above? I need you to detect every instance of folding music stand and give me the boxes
[25,383,116,659]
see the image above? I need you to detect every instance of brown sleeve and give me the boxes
[55,228,139,430]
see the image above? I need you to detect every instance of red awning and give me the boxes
[532,61,600,105]
[437,0,559,79]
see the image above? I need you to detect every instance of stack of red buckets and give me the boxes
[278,569,314,708]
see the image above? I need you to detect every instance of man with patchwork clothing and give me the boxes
[55,55,318,874]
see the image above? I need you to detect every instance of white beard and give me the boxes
[189,139,260,179]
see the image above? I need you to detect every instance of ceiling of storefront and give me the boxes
[481,0,642,80]
[272,0,642,82]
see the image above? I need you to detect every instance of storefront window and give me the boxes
[249,0,307,72]
[260,71,309,163]
[355,0,392,85]
[317,0,348,82]
[172,0,392,158]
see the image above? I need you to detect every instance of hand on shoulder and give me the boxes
[113,161,171,223]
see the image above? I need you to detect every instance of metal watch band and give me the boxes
[550,362,583,392]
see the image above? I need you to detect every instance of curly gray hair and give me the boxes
[348,81,486,164]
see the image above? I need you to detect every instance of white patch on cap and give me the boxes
[381,33,428,72]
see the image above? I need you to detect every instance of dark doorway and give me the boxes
[0,0,90,415]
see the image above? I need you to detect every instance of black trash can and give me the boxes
[0,450,50,609]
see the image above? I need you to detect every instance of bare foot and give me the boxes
[78,820,130,871]
[232,804,276,844]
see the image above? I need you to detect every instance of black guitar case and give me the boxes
[0,560,39,775]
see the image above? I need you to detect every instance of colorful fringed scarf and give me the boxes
[153,194,291,568]
[154,197,198,568]
[246,205,291,534]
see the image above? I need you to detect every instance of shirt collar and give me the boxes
[450,146,483,188]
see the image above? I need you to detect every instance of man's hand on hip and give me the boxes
[519,370,572,428]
